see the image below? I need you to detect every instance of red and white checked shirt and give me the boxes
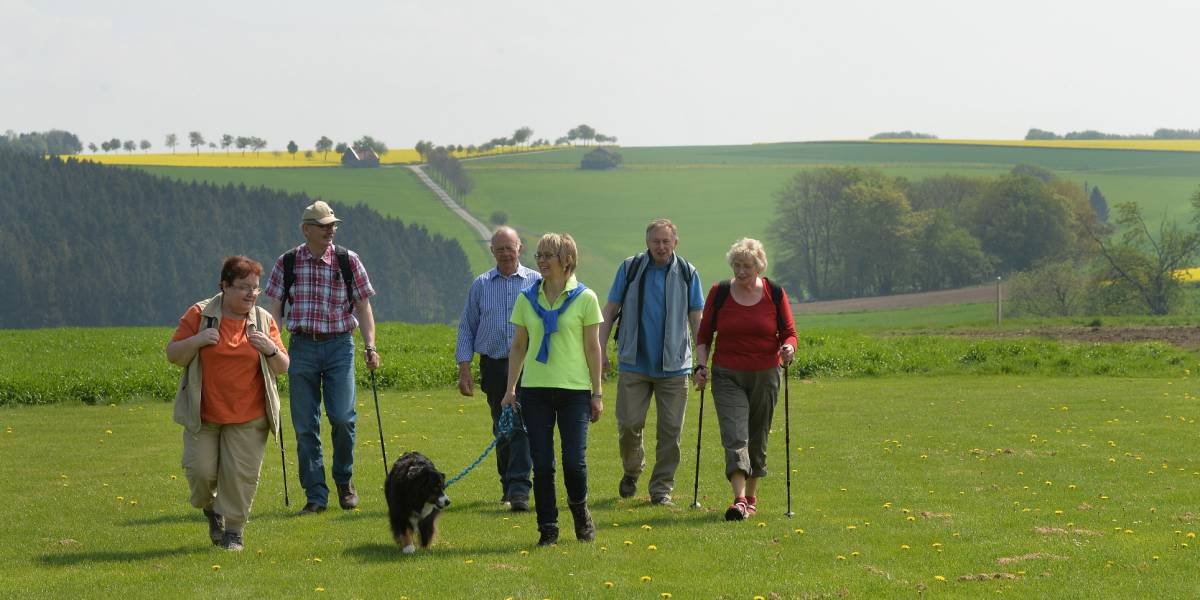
[264,244,376,335]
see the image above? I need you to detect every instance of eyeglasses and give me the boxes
[228,284,261,295]
[306,222,338,231]
[491,245,518,254]
[534,252,559,261]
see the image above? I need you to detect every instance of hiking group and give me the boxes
[168,201,796,551]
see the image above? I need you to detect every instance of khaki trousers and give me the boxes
[615,371,688,498]
[711,365,780,480]
[182,416,269,533]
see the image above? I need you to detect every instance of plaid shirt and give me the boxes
[264,244,375,334]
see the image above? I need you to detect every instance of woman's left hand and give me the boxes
[248,330,276,355]
[780,343,795,365]
[589,395,604,423]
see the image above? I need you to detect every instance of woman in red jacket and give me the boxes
[693,238,797,521]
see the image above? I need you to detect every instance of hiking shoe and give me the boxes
[203,509,224,545]
[745,496,757,516]
[724,498,749,521]
[336,481,359,510]
[568,501,596,542]
[537,524,560,546]
[509,495,530,512]
[220,531,244,551]
[651,495,675,507]
[618,475,638,499]
[298,502,327,516]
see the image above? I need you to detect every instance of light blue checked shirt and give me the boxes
[455,264,541,363]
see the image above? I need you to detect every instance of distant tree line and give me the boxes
[1,129,82,155]
[869,131,938,140]
[769,165,1106,300]
[1026,127,1200,140]
[417,144,474,201]
[0,150,471,328]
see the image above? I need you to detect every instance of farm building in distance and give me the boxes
[341,147,380,168]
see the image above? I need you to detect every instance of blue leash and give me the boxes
[446,404,519,487]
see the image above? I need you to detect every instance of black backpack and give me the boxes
[709,278,787,336]
[612,253,695,341]
[281,246,357,310]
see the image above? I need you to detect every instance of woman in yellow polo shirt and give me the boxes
[502,233,604,547]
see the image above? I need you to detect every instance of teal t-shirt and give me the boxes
[511,275,604,390]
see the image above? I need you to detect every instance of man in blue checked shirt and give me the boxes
[456,226,541,512]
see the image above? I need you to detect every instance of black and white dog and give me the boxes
[384,451,450,554]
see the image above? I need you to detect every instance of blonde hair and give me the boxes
[537,232,579,275]
[726,238,767,272]
[645,218,678,240]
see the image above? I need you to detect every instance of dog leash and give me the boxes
[446,404,519,487]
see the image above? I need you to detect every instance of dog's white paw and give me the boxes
[402,544,416,554]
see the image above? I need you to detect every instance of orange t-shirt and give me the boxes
[171,304,286,424]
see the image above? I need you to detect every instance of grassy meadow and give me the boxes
[3,376,1197,598]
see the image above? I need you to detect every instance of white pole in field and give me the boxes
[996,276,1002,325]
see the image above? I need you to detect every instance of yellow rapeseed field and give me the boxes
[869,139,1200,153]
[66,145,563,168]
[1174,267,1200,283]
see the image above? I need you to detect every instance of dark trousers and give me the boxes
[520,387,591,527]
[480,355,532,499]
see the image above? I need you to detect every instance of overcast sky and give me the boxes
[4,0,1197,149]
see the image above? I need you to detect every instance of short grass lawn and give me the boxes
[2,376,1197,598]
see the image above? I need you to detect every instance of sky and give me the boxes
[3,0,1198,150]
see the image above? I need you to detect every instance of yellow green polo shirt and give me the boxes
[510,275,603,390]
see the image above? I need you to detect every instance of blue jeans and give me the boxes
[480,356,532,499]
[288,333,356,506]
[520,387,591,527]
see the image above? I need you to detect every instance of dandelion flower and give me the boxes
[641,576,652,583]
[642,524,653,530]
[315,587,325,593]
[519,550,529,556]
[604,582,614,589]
[846,525,857,530]
[794,528,805,534]
[464,559,474,564]
[661,593,672,598]
[624,540,633,546]
[211,565,220,572]
[900,544,910,550]
[757,522,767,528]
[934,575,946,582]
[647,545,657,550]
[836,555,846,560]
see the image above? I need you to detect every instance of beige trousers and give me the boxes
[182,416,269,533]
[615,371,689,498]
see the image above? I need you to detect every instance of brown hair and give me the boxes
[220,255,264,287]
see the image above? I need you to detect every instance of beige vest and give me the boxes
[172,293,282,441]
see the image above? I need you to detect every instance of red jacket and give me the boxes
[696,279,798,371]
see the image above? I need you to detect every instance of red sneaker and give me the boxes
[724,497,749,521]
[745,496,757,516]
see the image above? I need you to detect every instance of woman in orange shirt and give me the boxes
[167,256,289,551]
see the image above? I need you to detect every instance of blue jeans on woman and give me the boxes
[288,333,357,507]
[519,387,591,527]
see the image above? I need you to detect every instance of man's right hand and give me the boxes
[457,362,474,396]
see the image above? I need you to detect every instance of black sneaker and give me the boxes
[220,531,244,551]
[203,509,224,545]
[568,501,596,542]
[509,495,530,512]
[336,481,359,510]
[537,524,559,546]
[618,475,638,499]
[298,502,327,516]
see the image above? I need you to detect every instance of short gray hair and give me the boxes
[726,238,767,272]
[645,218,678,240]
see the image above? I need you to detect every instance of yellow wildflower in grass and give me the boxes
[794,528,805,534]
[641,576,652,583]
[647,545,658,550]
[519,550,529,556]
[315,587,325,593]
[661,593,672,598]
[900,544,910,550]
[604,582,614,589]
[211,565,220,572]
[641,524,653,530]
[624,540,633,546]
[836,555,846,560]
[934,575,946,582]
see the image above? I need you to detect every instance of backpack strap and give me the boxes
[281,249,298,308]
[334,246,356,308]
[612,253,646,342]
[710,281,732,332]
[203,315,218,330]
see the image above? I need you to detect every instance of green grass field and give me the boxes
[135,142,1200,302]
[3,376,1197,598]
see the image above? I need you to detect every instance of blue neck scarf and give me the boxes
[523,279,587,363]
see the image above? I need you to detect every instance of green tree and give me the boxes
[188,131,205,155]
[512,126,533,147]
[122,140,135,153]
[250,137,267,156]
[235,136,251,156]
[88,142,98,153]
[315,136,333,160]
[1090,186,1110,222]
[220,134,234,155]
[1087,194,1200,315]
[352,135,388,156]
[1008,260,1090,317]
[165,133,178,154]
[971,175,1075,273]
[912,210,993,290]
[287,140,298,160]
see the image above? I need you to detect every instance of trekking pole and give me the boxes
[691,385,705,509]
[278,418,290,506]
[783,363,794,517]
[371,370,389,478]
